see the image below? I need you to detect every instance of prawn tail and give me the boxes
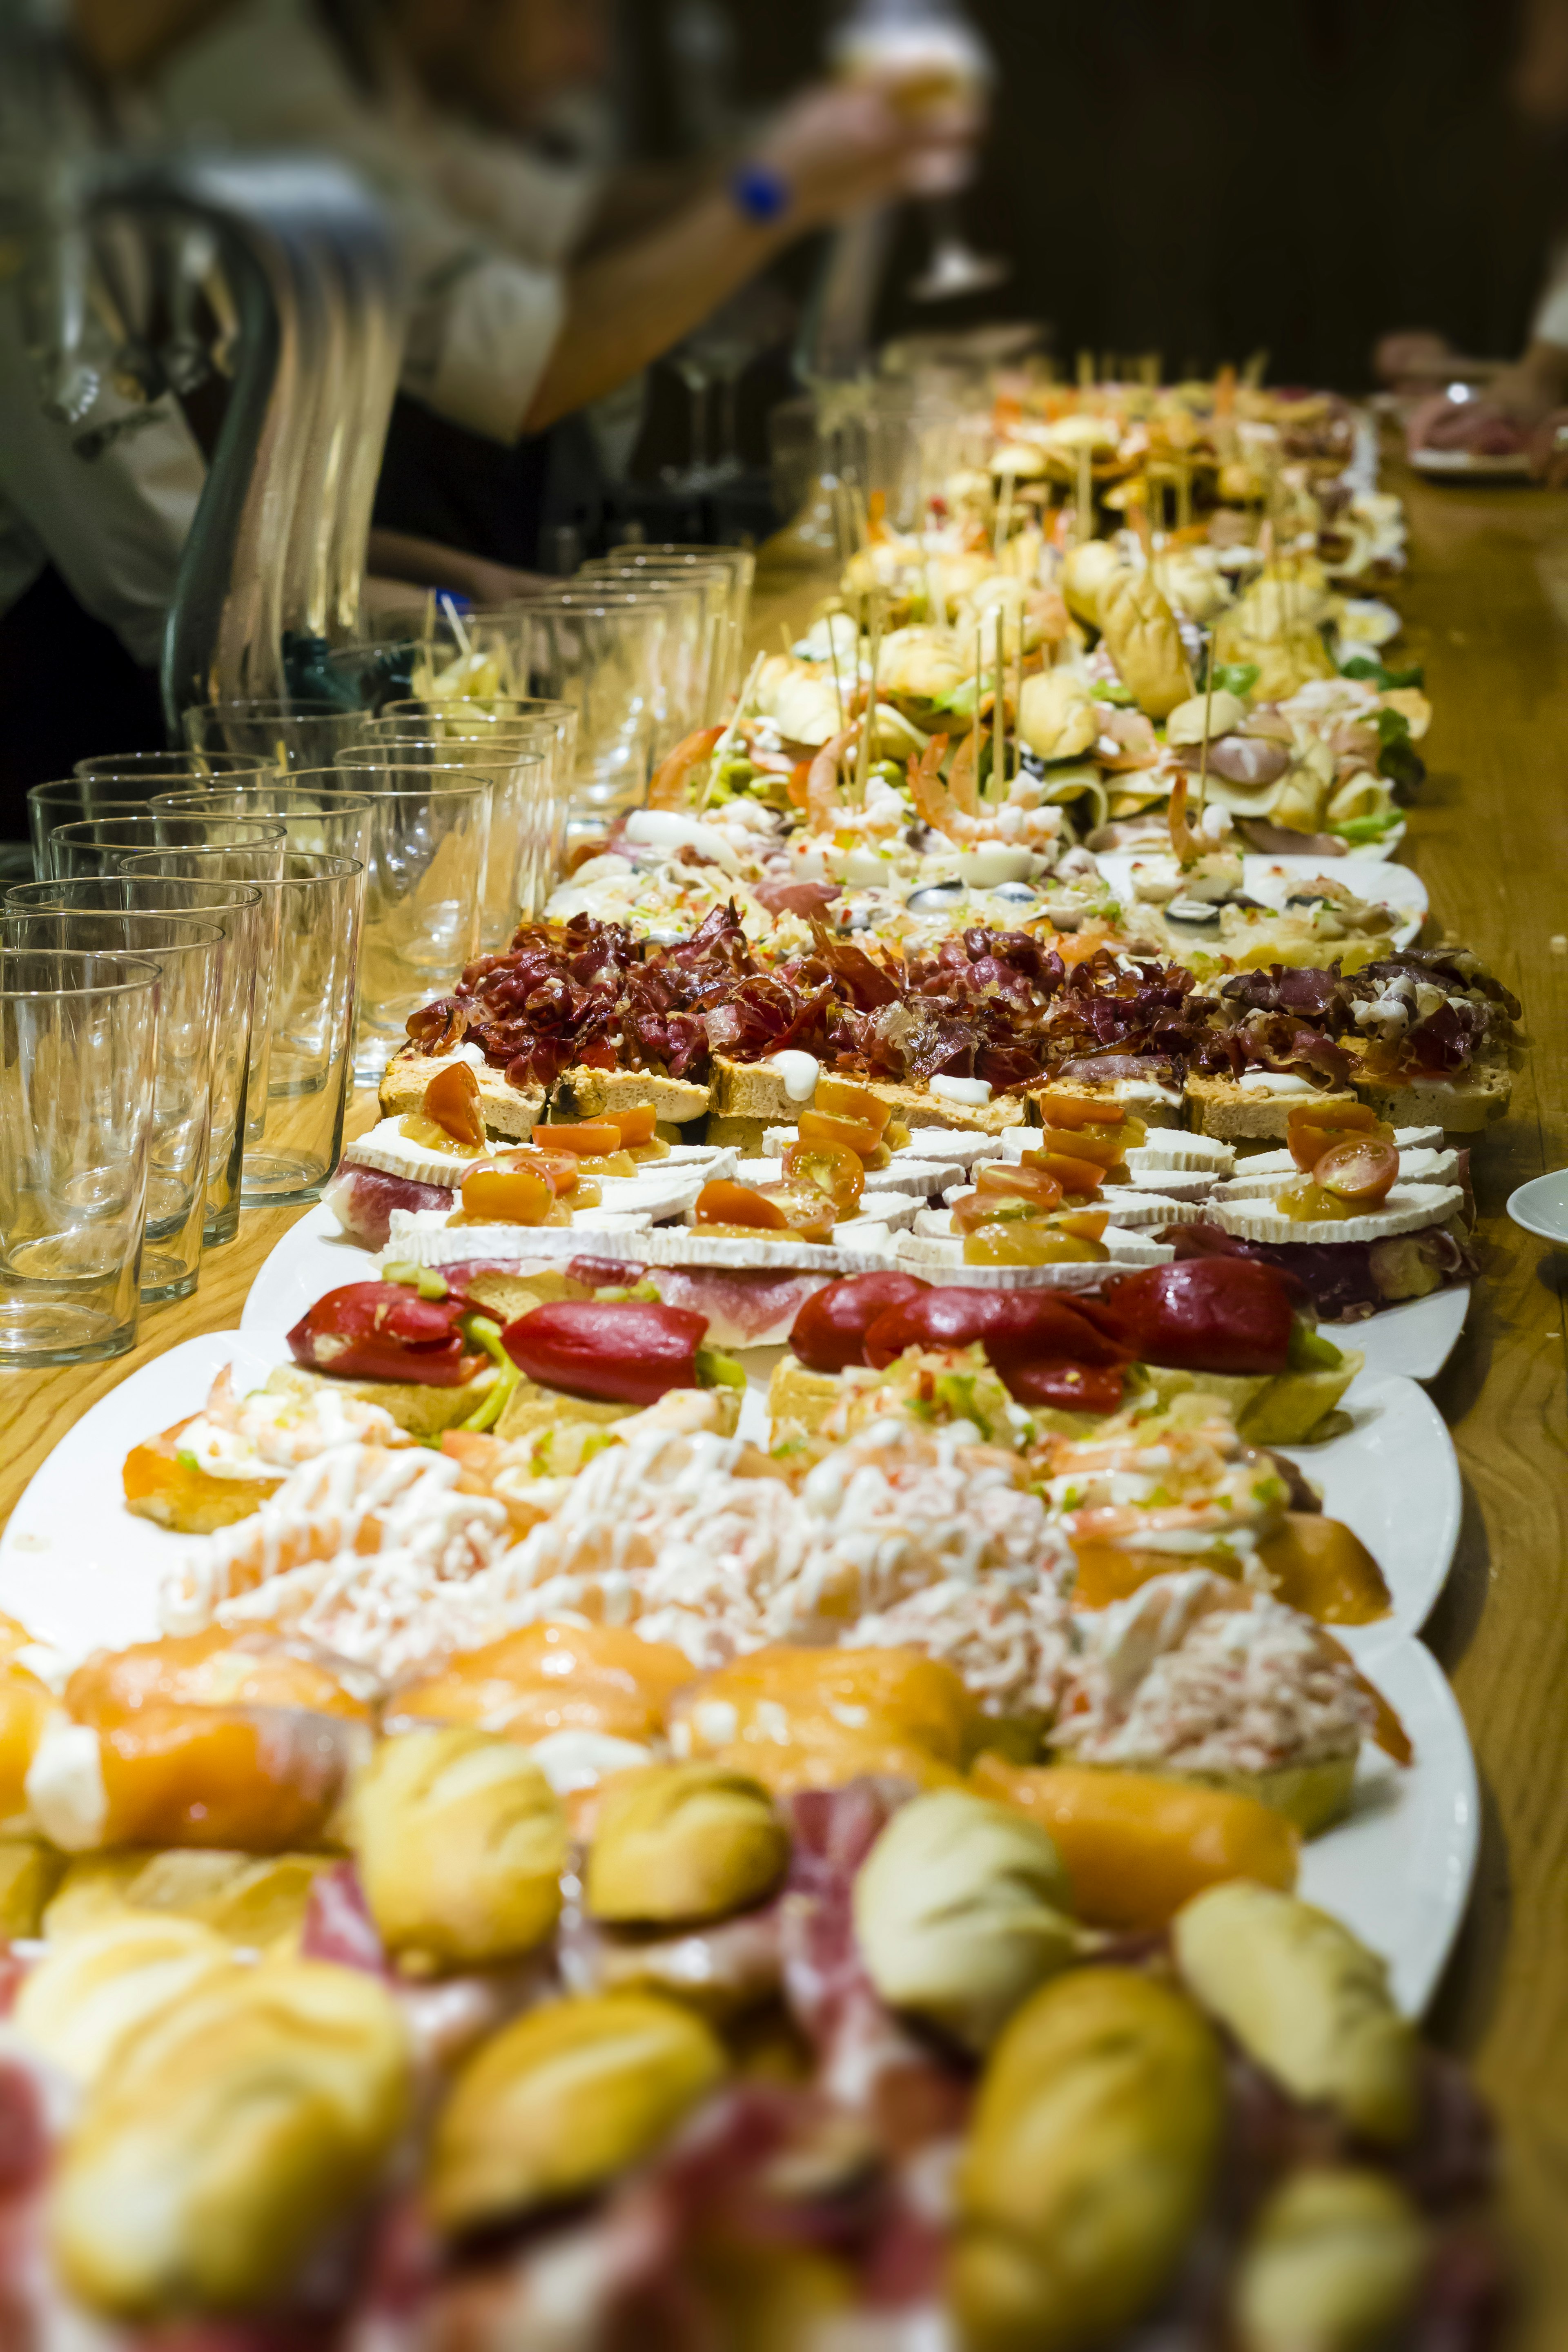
[648,724,725,812]
[808,724,859,833]
[907,731,953,832]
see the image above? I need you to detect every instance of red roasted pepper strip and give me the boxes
[287,1282,485,1387]
[501,1300,710,1405]
[1070,1256,1302,1376]
[861,1287,1132,1375]
[788,1272,931,1373]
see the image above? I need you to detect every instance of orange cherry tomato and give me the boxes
[975,1161,1064,1212]
[491,1147,579,1194]
[1024,1148,1108,1198]
[423,1060,486,1150]
[1035,1125,1127,1169]
[1033,1095,1125,1130]
[798,1108,884,1160]
[461,1163,555,1224]
[758,1185,837,1241]
[783,1141,865,1216]
[815,1075,889,1133]
[1312,1136,1400,1204]
[695,1180,790,1230]
[1056,1208,1110,1241]
[1286,1104,1390,1172]
[611,1103,658,1147]
[532,1121,624,1156]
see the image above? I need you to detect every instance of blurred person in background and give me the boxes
[1380,0,1568,480]
[134,0,983,566]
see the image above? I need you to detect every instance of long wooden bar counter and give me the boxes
[2,468,1566,2338]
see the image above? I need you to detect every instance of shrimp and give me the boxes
[907,731,1065,848]
[806,723,860,833]
[647,725,724,812]
[1168,770,1200,865]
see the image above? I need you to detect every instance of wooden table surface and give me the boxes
[4,475,1568,2338]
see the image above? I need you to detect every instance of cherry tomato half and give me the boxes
[1312,1137,1400,1204]
[423,1060,486,1150]
[782,1141,865,1216]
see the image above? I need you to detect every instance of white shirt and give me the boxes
[141,0,612,443]
[0,277,203,664]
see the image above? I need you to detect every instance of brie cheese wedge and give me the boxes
[1215,1145,1459,1200]
[1210,1181,1464,1246]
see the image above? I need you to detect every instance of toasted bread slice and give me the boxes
[1183,1076,1360,1140]
[1354,1061,1511,1134]
[704,1114,772,1155]
[379,1046,545,1140]
[263,1361,501,1441]
[864,1079,1025,1135]
[708,1054,802,1125]
[123,1420,285,1535]
[1025,1078,1185,1131]
[548,1065,710,1127]
[1139,1357,1362,1446]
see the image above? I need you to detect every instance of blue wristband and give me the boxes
[730,162,790,225]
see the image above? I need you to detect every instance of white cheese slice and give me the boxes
[831,1218,901,1252]
[1210,1182,1463,1246]
[894,1230,1174,1276]
[1123,1135,1236,1174]
[891,1130,993,1166]
[1216,1146,1458,1199]
[1093,1189,1208,1228]
[344,1117,476,1187]
[864,1161,965,1196]
[1117,1169,1217,1202]
[840,1194,922,1232]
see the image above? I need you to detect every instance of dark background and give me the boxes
[626,0,1562,472]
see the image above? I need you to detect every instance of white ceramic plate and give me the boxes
[1506,1169,1568,1248]
[1409,446,1531,479]
[0,1328,287,1659]
[1095,849,1428,912]
[0,1335,1475,2012]
[241,1200,376,1334]
[1280,1373,1460,1641]
[1298,1631,1478,2014]
[1336,1284,1470,1382]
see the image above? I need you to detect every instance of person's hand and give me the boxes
[1372,330,1454,390]
[1528,409,1568,484]
[753,77,983,232]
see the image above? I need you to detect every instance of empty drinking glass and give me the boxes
[323,755,491,1079]
[183,698,369,771]
[0,949,161,1363]
[0,911,223,1301]
[2,877,266,1247]
[149,782,374,872]
[116,845,287,1161]
[359,719,551,940]
[26,786,149,882]
[74,750,268,788]
[232,852,365,1203]
[502,599,663,821]
[48,814,287,884]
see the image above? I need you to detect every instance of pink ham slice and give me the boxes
[323,1164,454,1251]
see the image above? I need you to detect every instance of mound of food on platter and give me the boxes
[336,911,1510,1326]
[0,1245,1499,2343]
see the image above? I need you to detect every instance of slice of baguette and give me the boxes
[709,1054,800,1123]
[1023,1079,1185,1131]
[1183,1076,1360,1140]
[548,1065,711,1127]
[865,1079,1025,1135]
[263,1361,500,1441]
[379,1046,544,1140]
[1354,1061,1511,1134]
[704,1114,771,1155]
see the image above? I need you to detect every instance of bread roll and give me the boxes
[428,1990,726,2233]
[352,1727,567,1973]
[953,1965,1224,2349]
[853,1790,1078,2052]
[585,1761,787,1926]
[1096,571,1194,719]
[1172,1883,1417,2145]
[1234,2166,1428,2352]
[52,1959,409,2316]
[15,1913,237,2086]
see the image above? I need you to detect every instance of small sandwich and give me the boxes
[330,1059,727,1250]
[1187,1102,1471,1321]
[706,1050,1024,1154]
[1048,1568,1404,1835]
[283,1278,743,1449]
